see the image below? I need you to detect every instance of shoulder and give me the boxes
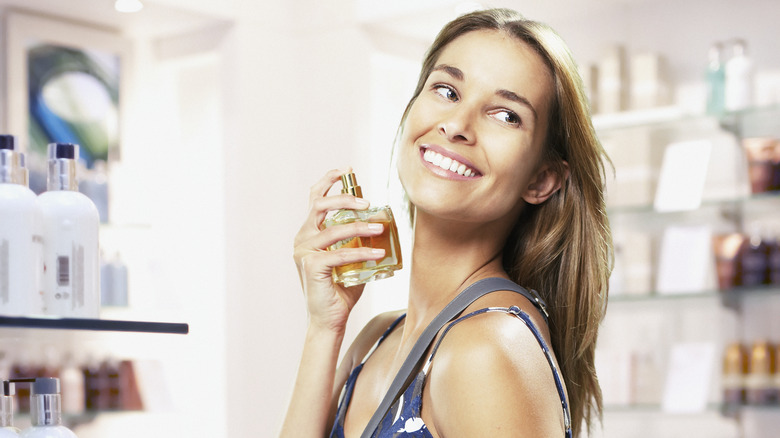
[425,307,566,437]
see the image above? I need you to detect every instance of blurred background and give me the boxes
[1,0,779,436]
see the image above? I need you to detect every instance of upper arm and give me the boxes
[425,312,566,438]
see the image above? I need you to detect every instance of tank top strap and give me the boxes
[420,306,572,438]
[359,313,406,365]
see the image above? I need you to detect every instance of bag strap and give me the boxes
[360,277,547,438]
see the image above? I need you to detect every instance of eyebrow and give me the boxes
[432,64,538,121]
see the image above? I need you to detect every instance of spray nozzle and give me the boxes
[340,172,363,198]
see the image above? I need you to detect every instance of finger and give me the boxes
[299,246,386,277]
[308,167,353,204]
[296,220,385,258]
[309,194,371,231]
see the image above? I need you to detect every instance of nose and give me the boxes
[438,105,476,145]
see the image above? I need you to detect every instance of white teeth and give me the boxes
[422,149,478,177]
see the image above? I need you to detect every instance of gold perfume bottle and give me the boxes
[323,173,402,287]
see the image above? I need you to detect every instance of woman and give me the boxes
[282,8,611,438]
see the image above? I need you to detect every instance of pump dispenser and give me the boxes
[37,143,100,318]
[0,135,42,316]
[0,381,20,436]
[19,378,77,438]
[322,173,402,286]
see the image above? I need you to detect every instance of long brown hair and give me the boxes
[397,8,612,436]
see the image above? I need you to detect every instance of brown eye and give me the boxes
[433,85,459,102]
[492,109,522,127]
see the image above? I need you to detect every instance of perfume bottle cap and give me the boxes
[341,172,363,198]
[0,135,15,150]
[48,142,78,160]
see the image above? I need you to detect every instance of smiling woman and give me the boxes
[282,8,611,438]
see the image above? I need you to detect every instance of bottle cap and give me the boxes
[0,135,15,150]
[31,377,60,396]
[340,172,363,198]
[48,142,78,160]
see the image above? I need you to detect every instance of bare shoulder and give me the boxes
[425,305,566,437]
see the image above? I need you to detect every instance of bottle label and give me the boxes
[0,239,8,304]
[54,244,85,309]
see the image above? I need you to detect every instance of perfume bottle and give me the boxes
[722,342,747,412]
[323,173,402,287]
[745,340,776,405]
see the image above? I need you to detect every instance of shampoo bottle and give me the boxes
[20,378,77,438]
[322,173,402,286]
[0,381,20,436]
[38,143,100,318]
[0,135,42,316]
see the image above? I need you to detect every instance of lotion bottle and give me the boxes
[19,378,77,438]
[0,381,20,436]
[0,135,42,316]
[322,173,402,286]
[724,39,754,112]
[38,143,100,318]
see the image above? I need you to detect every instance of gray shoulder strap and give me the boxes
[360,277,545,438]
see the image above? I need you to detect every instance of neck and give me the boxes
[402,210,513,332]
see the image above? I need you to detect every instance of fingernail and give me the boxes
[354,198,370,207]
[370,248,385,256]
[367,223,384,232]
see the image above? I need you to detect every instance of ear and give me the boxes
[522,161,569,205]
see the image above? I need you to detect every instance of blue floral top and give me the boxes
[329,306,572,438]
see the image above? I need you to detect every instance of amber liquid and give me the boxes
[329,214,402,286]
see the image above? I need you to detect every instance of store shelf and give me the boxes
[610,284,780,305]
[607,190,780,216]
[593,104,780,133]
[604,403,780,415]
[0,316,188,334]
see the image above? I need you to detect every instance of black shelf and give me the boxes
[0,316,188,334]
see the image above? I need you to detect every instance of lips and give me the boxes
[420,145,481,178]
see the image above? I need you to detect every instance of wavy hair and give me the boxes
[397,8,613,436]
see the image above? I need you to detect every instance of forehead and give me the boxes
[434,29,553,111]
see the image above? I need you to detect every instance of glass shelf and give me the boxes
[604,403,780,415]
[606,191,780,217]
[610,284,780,305]
[0,316,188,334]
[592,104,780,133]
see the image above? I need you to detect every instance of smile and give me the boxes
[421,147,480,178]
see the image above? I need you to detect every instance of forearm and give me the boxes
[280,324,345,438]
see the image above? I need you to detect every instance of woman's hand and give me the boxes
[293,168,386,334]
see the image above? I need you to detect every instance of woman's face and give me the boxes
[397,29,557,227]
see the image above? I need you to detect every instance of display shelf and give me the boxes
[606,190,780,217]
[592,104,780,133]
[0,316,188,334]
[610,284,780,305]
[604,403,780,415]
